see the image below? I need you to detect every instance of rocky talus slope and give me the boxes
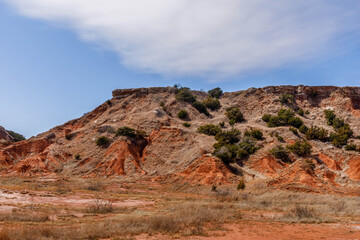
[1,85,360,194]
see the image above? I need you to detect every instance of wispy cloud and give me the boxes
[3,0,360,78]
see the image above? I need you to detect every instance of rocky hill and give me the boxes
[1,85,360,194]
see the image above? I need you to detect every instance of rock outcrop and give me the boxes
[1,85,360,192]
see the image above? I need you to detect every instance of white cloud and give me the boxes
[3,0,360,78]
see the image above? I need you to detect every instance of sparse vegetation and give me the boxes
[265,109,303,128]
[299,125,309,134]
[208,87,223,99]
[192,101,210,116]
[116,126,136,138]
[324,110,353,147]
[75,154,80,160]
[270,145,290,162]
[225,106,244,125]
[96,136,110,147]
[215,128,241,144]
[289,127,298,135]
[183,122,191,128]
[309,89,319,98]
[297,108,304,116]
[177,109,188,119]
[287,140,312,156]
[305,126,328,142]
[237,179,245,190]
[198,124,222,136]
[244,128,263,140]
[345,143,358,151]
[175,87,196,103]
[7,130,26,142]
[219,121,225,128]
[65,133,73,140]
[279,93,295,105]
[202,97,221,111]
[262,114,272,122]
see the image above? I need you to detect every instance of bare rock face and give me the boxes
[0,126,13,141]
[2,85,360,193]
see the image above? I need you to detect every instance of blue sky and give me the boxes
[0,1,360,138]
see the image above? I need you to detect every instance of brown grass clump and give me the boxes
[86,198,114,214]
[0,211,49,222]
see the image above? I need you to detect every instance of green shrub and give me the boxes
[237,179,245,190]
[202,97,221,111]
[116,126,136,138]
[75,154,80,160]
[297,108,304,116]
[345,144,358,151]
[237,137,258,159]
[324,110,336,125]
[175,87,196,103]
[309,89,318,98]
[289,127,298,135]
[183,122,191,128]
[65,133,73,140]
[225,106,244,125]
[208,87,223,99]
[332,118,345,129]
[277,136,284,142]
[262,114,272,122]
[215,128,241,144]
[299,125,309,134]
[279,94,294,105]
[7,130,26,142]
[177,109,188,119]
[305,126,328,142]
[211,185,217,192]
[96,136,110,147]
[288,117,303,128]
[287,140,312,156]
[329,124,353,147]
[270,145,289,162]
[219,121,225,128]
[213,145,236,165]
[305,110,310,114]
[244,128,263,140]
[198,124,222,136]
[265,109,303,128]
[191,101,209,116]
[106,100,112,106]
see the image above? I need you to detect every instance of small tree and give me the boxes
[96,136,110,147]
[287,140,312,157]
[177,109,188,119]
[193,101,210,116]
[208,87,223,99]
[270,145,289,162]
[244,128,263,140]
[225,106,244,125]
[175,87,196,103]
[198,124,222,136]
[116,127,136,138]
[203,97,221,111]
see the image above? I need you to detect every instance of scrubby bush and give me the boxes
[175,87,196,103]
[297,108,304,116]
[7,130,26,142]
[265,109,303,128]
[177,109,188,119]
[287,140,312,156]
[262,114,272,122]
[305,126,328,142]
[183,122,191,128]
[289,127,298,135]
[277,136,284,142]
[65,133,73,140]
[270,145,289,162]
[208,87,223,99]
[75,154,80,160]
[237,179,245,190]
[225,106,244,125]
[309,89,318,98]
[324,110,336,125]
[213,145,236,165]
[237,137,258,159]
[198,124,222,136]
[116,126,136,138]
[192,101,210,116]
[215,128,241,144]
[202,97,221,111]
[299,125,309,134]
[219,121,225,128]
[244,128,263,140]
[96,136,110,147]
[279,94,295,105]
[345,143,358,151]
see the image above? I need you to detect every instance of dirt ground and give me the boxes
[1,177,360,240]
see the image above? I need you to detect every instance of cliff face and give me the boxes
[1,85,360,194]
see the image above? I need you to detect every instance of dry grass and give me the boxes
[86,198,114,214]
[0,211,49,223]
